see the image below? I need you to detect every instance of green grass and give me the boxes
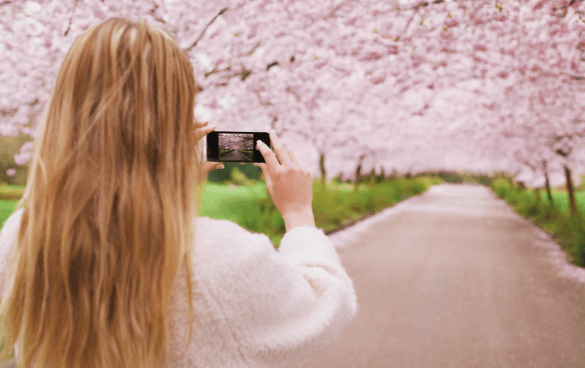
[199,178,433,246]
[492,179,585,268]
[0,184,25,201]
[539,190,585,216]
[0,178,436,247]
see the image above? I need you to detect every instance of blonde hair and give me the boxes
[0,17,204,368]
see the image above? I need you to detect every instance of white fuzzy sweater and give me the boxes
[0,208,358,368]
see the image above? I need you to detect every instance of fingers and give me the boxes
[194,121,215,142]
[200,161,224,177]
[268,130,293,168]
[287,149,299,167]
[256,140,280,175]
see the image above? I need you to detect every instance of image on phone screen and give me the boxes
[206,131,271,163]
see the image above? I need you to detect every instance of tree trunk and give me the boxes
[354,155,365,192]
[564,165,578,218]
[319,152,326,189]
[544,169,553,206]
[354,164,362,192]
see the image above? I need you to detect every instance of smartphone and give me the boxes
[205,131,271,163]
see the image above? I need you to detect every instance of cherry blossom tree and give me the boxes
[1,0,584,206]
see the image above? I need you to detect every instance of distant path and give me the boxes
[221,150,252,162]
[295,184,585,368]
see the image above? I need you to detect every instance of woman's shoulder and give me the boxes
[0,208,24,253]
[193,216,273,257]
[193,216,261,245]
[194,216,271,244]
[0,208,24,235]
[0,208,25,299]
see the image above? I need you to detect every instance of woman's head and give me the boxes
[43,16,201,187]
[0,17,200,368]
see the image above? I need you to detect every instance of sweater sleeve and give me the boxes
[197,219,357,368]
[0,208,23,300]
[0,208,24,361]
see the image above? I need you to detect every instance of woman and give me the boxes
[0,18,357,368]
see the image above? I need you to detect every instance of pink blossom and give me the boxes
[444,19,458,28]
[0,0,583,181]
[474,44,488,52]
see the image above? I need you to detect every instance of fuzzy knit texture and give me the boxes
[0,208,358,368]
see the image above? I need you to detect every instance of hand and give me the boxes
[194,121,224,176]
[255,130,313,219]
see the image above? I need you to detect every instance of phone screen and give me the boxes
[205,131,271,163]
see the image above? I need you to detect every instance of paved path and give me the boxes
[220,150,252,162]
[295,184,585,368]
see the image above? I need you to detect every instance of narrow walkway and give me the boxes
[296,184,585,368]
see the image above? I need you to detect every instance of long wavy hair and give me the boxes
[0,17,204,368]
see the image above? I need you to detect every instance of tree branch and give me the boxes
[64,0,79,36]
[395,9,418,41]
[403,0,441,11]
[328,1,349,18]
[245,41,262,57]
[394,0,448,41]
[184,6,229,52]
[266,61,279,71]
[149,0,167,24]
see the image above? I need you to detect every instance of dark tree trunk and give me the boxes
[564,165,578,218]
[354,155,365,192]
[319,152,326,188]
[544,170,553,206]
[354,165,362,192]
[517,181,526,191]
[369,168,376,187]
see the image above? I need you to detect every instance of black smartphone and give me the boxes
[205,131,271,163]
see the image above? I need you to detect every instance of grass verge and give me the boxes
[200,177,438,247]
[491,179,585,268]
[0,184,24,201]
[1,178,439,247]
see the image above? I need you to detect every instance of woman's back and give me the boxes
[0,211,357,368]
[0,17,357,368]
